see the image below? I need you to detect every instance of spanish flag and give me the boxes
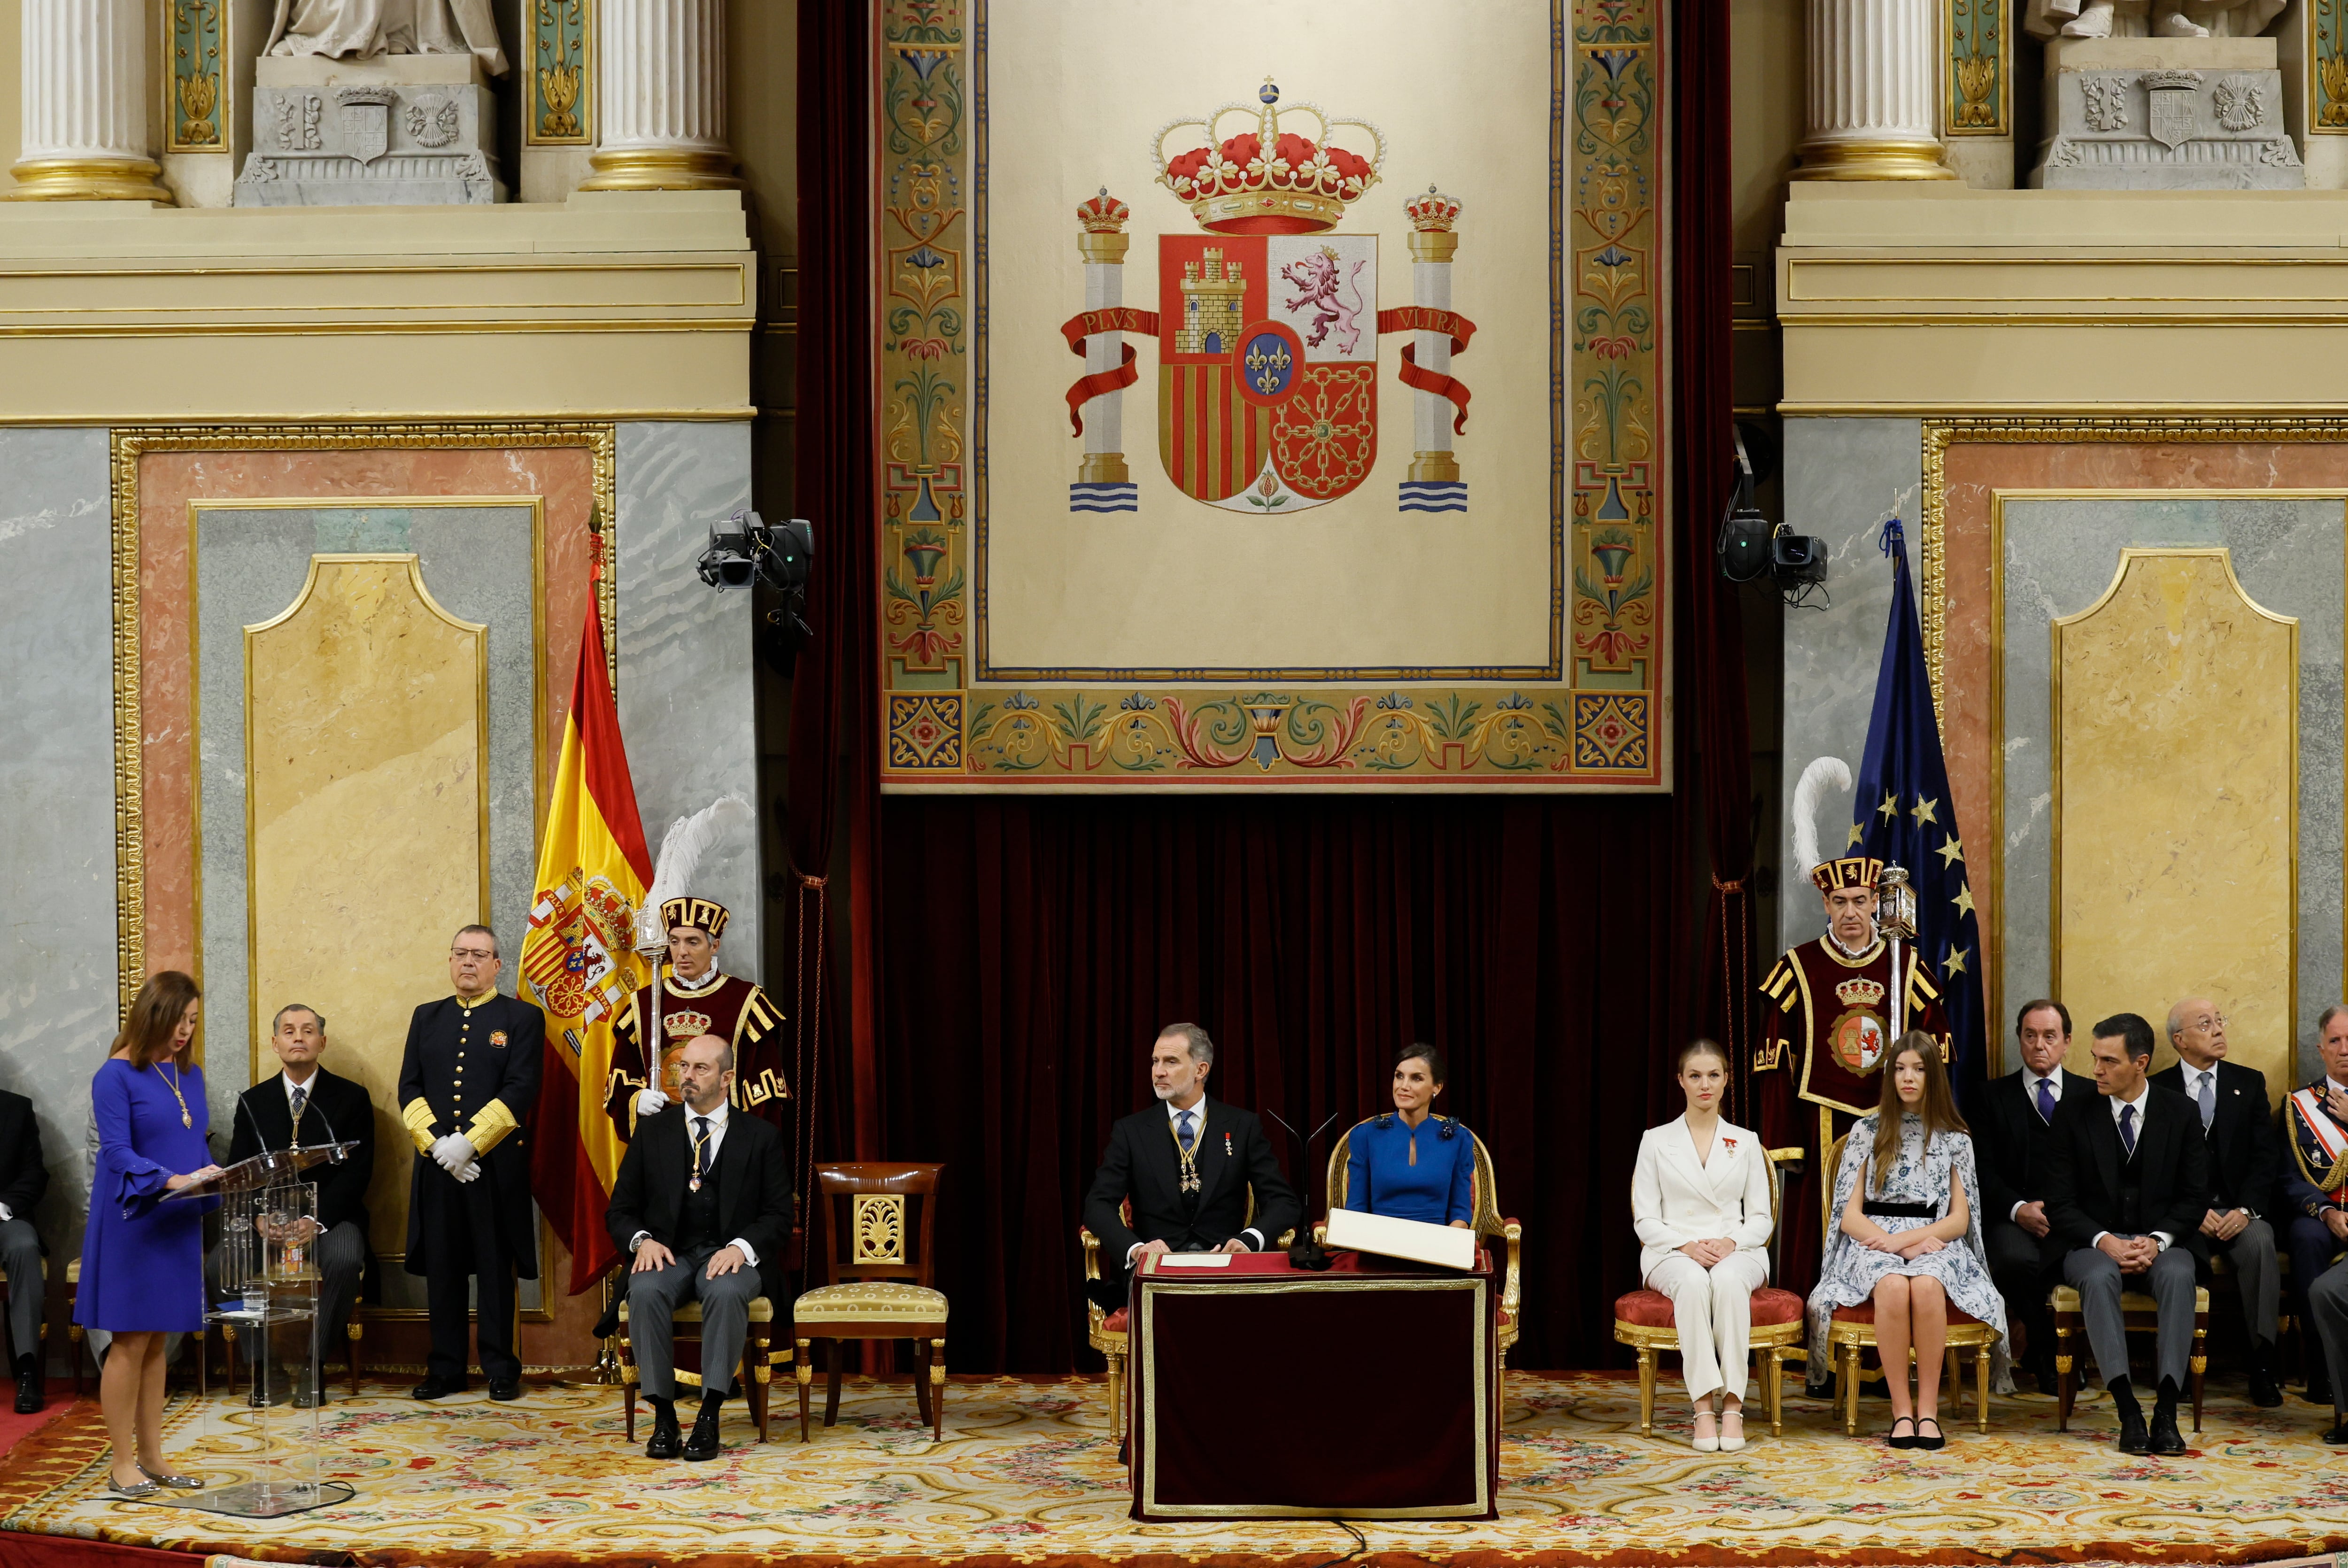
[522,605,652,1292]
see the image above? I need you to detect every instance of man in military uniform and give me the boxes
[2281,1003,2348,1408]
[1755,851,1951,1322]
[399,924,544,1402]
[604,897,787,1141]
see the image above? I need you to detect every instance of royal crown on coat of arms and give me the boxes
[1059,80,1474,518]
[661,1008,714,1040]
[1834,977,1888,1010]
[1151,81,1385,236]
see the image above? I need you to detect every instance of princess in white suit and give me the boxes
[1631,1040,1776,1451]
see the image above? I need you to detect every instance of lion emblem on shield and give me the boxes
[1829,975,1890,1076]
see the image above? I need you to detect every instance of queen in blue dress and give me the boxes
[76,971,222,1498]
[1344,1043,1476,1227]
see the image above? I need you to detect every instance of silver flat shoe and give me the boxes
[107,1476,158,1499]
[139,1462,202,1489]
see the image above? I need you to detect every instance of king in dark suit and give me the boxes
[221,1002,376,1405]
[1974,998,2096,1389]
[0,1089,49,1413]
[1082,1023,1300,1310]
[397,925,543,1402]
[606,1033,793,1461]
[2043,1012,2212,1457]
[2149,995,2281,1406]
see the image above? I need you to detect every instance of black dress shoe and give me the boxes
[2147,1406,2187,1456]
[1886,1414,1917,1450]
[2248,1369,2285,1408]
[2323,1421,2348,1445]
[14,1358,41,1415]
[645,1401,682,1460]
[682,1401,724,1461]
[2116,1404,2151,1455]
[2309,1372,2335,1408]
[411,1375,469,1401]
[487,1377,522,1402]
[1913,1415,1946,1451]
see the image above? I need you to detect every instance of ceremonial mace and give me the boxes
[1877,863,1917,1031]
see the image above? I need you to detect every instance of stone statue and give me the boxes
[265,0,509,77]
[2027,0,2284,38]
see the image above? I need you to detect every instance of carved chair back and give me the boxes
[814,1162,944,1290]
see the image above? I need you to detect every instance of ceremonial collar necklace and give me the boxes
[1169,1099,1207,1193]
[159,1058,193,1128]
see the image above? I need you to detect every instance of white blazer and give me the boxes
[1630,1115,1776,1282]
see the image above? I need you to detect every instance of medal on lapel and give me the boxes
[1224,1133,1232,1156]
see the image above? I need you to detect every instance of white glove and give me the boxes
[430,1134,463,1170]
[635,1087,669,1117]
[451,1159,483,1183]
[433,1133,478,1172]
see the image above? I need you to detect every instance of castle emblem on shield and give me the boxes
[1057,82,1476,517]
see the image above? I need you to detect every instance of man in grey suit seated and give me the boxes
[605,1035,792,1463]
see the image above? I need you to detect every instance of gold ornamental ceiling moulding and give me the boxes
[110,420,617,1024]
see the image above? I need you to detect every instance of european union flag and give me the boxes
[1854,519,1987,1100]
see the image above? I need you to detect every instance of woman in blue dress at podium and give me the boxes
[1344,1044,1475,1227]
[76,971,222,1498]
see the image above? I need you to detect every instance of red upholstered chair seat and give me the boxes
[1101,1307,1128,1333]
[1831,1299,1981,1327]
[1613,1285,1805,1329]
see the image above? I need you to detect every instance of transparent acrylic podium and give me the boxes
[153,1143,361,1518]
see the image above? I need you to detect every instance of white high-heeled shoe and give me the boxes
[1691,1409,1720,1452]
[1718,1408,1746,1452]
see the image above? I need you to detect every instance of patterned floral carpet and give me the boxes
[0,1373,2343,1566]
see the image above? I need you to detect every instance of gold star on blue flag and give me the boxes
[1851,519,1986,1103]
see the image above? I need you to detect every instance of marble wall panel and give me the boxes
[137,444,601,997]
[2047,548,2303,1097]
[1931,435,2348,1082]
[197,506,537,1146]
[1997,495,2342,1096]
[0,429,117,1292]
[1778,417,1923,955]
[248,556,489,1255]
[615,422,760,977]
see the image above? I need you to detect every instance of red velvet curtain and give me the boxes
[791,7,1744,1372]
[1668,0,1756,1123]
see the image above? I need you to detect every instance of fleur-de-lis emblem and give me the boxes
[1245,339,1291,394]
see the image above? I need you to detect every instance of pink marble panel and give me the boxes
[135,442,600,983]
[1938,437,2348,958]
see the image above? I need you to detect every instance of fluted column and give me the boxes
[1792,0,1957,181]
[9,0,173,202]
[582,0,739,190]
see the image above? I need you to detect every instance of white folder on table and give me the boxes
[1324,1206,1478,1270]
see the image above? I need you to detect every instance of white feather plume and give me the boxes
[636,793,754,946]
[1790,756,1852,877]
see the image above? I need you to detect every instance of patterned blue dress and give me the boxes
[1344,1113,1475,1225]
[75,1057,216,1333]
[1805,1111,2011,1389]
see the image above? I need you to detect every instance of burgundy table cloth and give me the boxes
[1129,1249,1499,1520]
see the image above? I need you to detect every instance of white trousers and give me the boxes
[1645,1249,1770,1404]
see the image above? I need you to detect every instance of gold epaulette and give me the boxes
[401,1097,437,1155]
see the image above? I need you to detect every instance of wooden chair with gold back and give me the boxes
[794,1163,950,1443]
[1815,1133,2000,1437]
[1315,1124,1524,1379]
[1611,1148,1808,1438]
[1079,1185,1295,1460]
